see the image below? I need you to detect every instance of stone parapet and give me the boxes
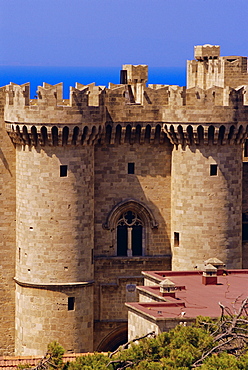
[4,82,106,125]
[5,72,248,149]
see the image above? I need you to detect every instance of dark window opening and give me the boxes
[68,297,75,311]
[243,224,248,241]
[132,224,142,256]
[174,232,179,247]
[117,211,143,256]
[242,213,248,241]
[60,165,68,177]
[120,70,127,84]
[210,164,217,176]
[117,225,128,256]
[128,163,135,174]
[244,140,248,157]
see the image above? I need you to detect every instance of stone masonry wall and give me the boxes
[128,309,194,342]
[15,144,95,355]
[15,284,93,355]
[171,143,243,270]
[0,88,16,355]
[93,256,170,350]
[15,145,94,283]
[93,140,173,349]
[128,310,159,341]
[94,142,172,257]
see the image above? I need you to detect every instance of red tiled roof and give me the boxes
[0,353,105,370]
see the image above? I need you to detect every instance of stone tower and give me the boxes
[165,44,248,270]
[0,44,248,356]
[5,82,101,354]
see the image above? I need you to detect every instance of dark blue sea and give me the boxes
[0,66,186,99]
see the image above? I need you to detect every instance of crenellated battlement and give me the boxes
[5,81,248,146]
[4,82,106,126]
[4,47,248,147]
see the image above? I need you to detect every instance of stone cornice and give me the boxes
[14,277,94,289]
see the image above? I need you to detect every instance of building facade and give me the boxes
[0,44,248,355]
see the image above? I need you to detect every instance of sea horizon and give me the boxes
[0,66,186,99]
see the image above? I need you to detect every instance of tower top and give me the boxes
[194,44,220,61]
[122,64,148,84]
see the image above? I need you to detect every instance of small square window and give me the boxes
[210,164,217,176]
[174,232,179,247]
[68,297,75,311]
[60,165,68,177]
[128,163,135,174]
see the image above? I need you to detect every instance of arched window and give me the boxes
[103,199,158,257]
[117,211,143,256]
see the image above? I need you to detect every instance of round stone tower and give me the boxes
[5,82,103,355]
[163,43,248,271]
[165,122,244,270]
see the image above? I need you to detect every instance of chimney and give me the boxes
[159,278,176,298]
[202,264,217,285]
[204,258,226,275]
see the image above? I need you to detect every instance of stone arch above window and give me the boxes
[103,199,158,231]
[103,199,158,257]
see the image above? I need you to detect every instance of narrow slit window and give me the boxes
[128,163,135,174]
[60,165,68,177]
[174,232,179,247]
[68,297,75,311]
[210,164,217,176]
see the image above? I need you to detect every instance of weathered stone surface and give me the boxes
[0,45,248,355]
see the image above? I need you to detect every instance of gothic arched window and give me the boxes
[117,211,143,256]
[103,199,158,257]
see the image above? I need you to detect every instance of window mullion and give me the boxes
[127,227,133,257]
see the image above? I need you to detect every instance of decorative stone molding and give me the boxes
[103,199,158,231]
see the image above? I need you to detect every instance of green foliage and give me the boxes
[238,351,248,370]
[47,341,65,368]
[64,317,248,370]
[17,364,31,370]
[68,353,113,370]
[200,353,240,370]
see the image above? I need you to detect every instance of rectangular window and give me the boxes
[210,164,217,176]
[128,163,135,174]
[60,165,68,177]
[174,232,179,247]
[242,213,248,241]
[68,297,75,311]
[244,140,248,157]
[120,70,127,84]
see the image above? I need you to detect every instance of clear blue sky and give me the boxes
[0,0,247,67]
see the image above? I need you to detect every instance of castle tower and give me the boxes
[4,82,105,355]
[1,45,248,356]
[166,122,244,270]
[187,44,248,89]
[164,44,248,270]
